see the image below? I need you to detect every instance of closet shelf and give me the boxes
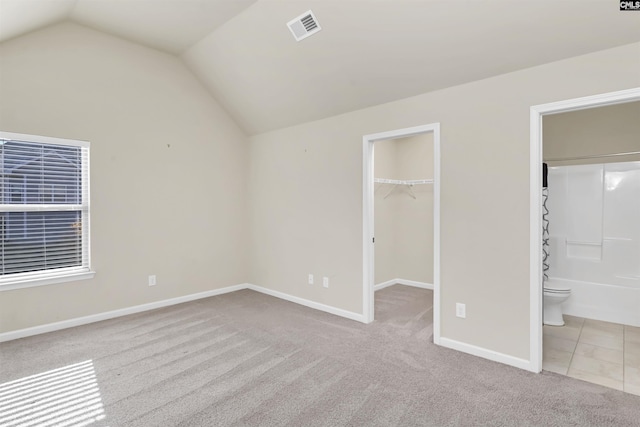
[374,178,433,199]
[374,178,433,185]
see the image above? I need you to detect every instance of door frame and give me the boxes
[529,87,640,373]
[362,123,441,344]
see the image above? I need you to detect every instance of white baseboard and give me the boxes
[0,279,539,375]
[0,283,367,342]
[439,337,535,372]
[374,279,397,291]
[1,281,537,377]
[0,284,247,343]
[374,278,433,292]
[246,284,366,323]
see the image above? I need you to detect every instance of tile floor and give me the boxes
[543,315,640,395]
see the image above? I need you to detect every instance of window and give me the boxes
[0,132,94,290]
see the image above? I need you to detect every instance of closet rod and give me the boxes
[544,151,640,162]
[374,178,433,185]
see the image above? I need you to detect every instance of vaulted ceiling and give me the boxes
[2,0,640,135]
[0,0,258,53]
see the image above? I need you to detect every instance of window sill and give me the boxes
[0,271,96,292]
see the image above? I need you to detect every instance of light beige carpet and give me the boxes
[1,285,639,426]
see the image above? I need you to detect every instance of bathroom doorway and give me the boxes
[362,123,441,343]
[530,88,640,393]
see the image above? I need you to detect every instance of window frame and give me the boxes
[0,131,95,291]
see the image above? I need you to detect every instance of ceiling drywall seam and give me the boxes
[0,0,76,44]
[182,0,258,55]
[181,58,251,138]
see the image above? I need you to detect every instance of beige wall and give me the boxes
[0,23,249,333]
[373,139,397,284]
[544,101,640,166]
[374,134,434,285]
[248,42,640,360]
[1,21,638,365]
[395,134,434,284]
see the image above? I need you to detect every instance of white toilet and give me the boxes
[543,285,571,326]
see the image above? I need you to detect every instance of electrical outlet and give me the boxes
[456,303,466,318]
[148,275,156,286]
[308,274,314,285]
[323,277,329,288]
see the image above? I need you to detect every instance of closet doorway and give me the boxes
[362,123,441,344]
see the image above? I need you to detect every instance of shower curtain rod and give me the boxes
[544,151,640,162]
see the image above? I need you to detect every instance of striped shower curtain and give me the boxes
[542,163,549,283]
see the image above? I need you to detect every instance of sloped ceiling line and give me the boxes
[2,1,639,136]
[0,0,258,53]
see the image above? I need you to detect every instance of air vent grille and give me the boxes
[301,14,318,32]
[287,10,321,42]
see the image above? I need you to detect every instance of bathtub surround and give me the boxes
[547,277,639,327]
[546,162,640,326]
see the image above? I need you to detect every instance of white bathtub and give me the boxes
[547,277,640,327]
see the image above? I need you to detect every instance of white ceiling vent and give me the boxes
[287,10,321,42]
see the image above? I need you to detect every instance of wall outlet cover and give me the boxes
[456,303,466,318]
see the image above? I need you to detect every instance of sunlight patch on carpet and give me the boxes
[0,360,106,427]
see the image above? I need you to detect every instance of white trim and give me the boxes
[362,123,441,340]
[0,204,84,212]
[0,283,368,342]
[0,270,95,291]
[247,284,365,323]
[529,87,640,374]
[439,337,534,372]
[0,130,92,287]
[374,279,397,291]
[0,284,246,342]
[0,131,89,148]
[363,136,374,324]
[85,146,92,272]
[374,279,434,292]
[396,278,433,290]
[432,124,441,345]
[529,105,544,374]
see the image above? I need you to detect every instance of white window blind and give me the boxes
[0,132,91,288]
